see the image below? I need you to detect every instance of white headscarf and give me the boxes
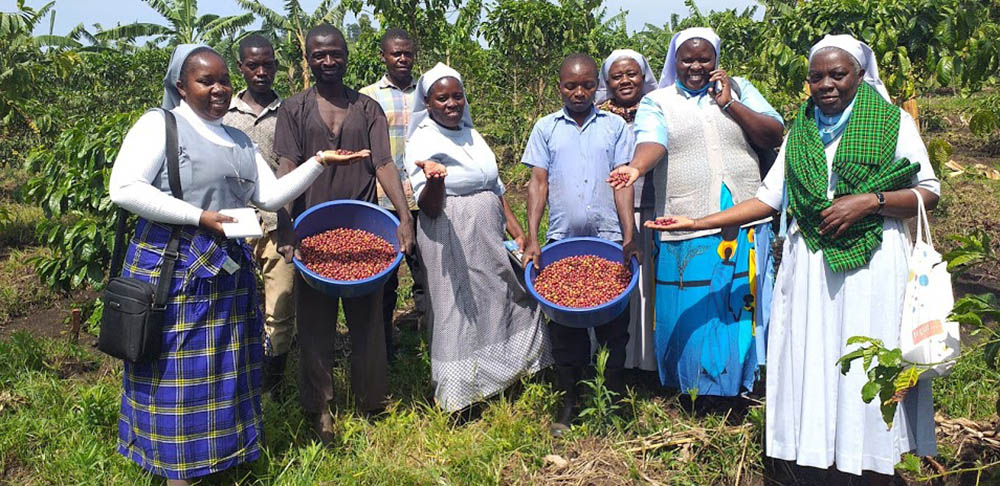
[809,34,891,102]
[407,62,474,139]
[657,27,721,89]
[162,44,217,110]
[596,49,658,105]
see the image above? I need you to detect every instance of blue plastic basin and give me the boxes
[524,237,639,328]
[293,200,403,298]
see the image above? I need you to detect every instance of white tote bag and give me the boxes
[899,188,960,379]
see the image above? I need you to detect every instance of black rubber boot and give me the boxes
[551,366,580,437]
[262,353,288,400]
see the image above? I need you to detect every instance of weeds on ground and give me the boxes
[576,347,623,434]
[0,202,41,249]
[0,246,56,325]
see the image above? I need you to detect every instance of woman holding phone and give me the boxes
[608,27,784,399]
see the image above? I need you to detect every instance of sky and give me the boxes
[14,0,763,37]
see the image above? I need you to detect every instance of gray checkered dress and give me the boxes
[418,190,553,412]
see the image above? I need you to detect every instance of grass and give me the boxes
[0,202,41,249]
[933,346,1000,422]
[2,319,997,485]
[0,328,774,486]
[0,246,57,326]
[918,90,995,117]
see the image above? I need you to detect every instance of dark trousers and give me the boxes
[549,305,630,369]
[382,209,427,356]
[296,273,388,413]
[545,237,630,369]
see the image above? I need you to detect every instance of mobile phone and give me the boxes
[714,80,723,95]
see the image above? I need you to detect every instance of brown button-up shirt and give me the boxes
[224,89,283,232]
[273,86,393,219]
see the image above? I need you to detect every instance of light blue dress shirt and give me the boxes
[634,77,784,149]
[521,106,631,241]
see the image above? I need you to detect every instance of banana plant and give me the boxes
[96,0,255,47]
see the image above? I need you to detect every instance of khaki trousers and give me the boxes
[253,232,297,357]
[296,274,388,413]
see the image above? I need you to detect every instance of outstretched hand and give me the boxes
[607,165,639,190]
[317,149,372,166]
[415,160,448,179]
[644,216,697,231]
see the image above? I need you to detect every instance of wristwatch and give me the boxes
[874,191,886,214]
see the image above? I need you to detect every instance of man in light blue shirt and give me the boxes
[521,53,637,437]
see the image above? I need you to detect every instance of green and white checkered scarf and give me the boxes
[786,81,920,273]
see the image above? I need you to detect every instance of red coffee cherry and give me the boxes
[333,149,356,156]
[654,216,677,225]
[534,254,631,308]
[299,228,396,281]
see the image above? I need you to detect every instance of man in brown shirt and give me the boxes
[273,24,415,442]
[223,34,294,398]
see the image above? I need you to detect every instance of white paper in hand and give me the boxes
[219,208,264,239]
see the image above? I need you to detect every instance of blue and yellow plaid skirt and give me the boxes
[117,218,263,479]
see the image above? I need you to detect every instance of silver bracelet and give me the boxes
[721,100,736,112]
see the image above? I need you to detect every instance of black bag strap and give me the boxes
[109,109,184,306]
[156,109,183,309]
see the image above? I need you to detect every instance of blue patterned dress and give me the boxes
[653,186,770,396]
[117,219,263,479]
[634,78,782,396]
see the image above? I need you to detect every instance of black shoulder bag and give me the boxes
[729,81,779,177]
[98,109,184,363]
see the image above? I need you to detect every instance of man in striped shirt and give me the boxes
[360,28,426,361]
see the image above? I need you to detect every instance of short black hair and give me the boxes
[560,53,598,80]
[380,28,414,52]
[305,23,347,52]
[238,34,274,61]
[179,46,223,82]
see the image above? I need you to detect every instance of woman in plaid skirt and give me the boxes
[108,44,364,484]
[619,35,940,483]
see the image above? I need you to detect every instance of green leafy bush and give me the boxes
[22,111,142,291]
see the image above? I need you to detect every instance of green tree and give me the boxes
[0,0,81,165]
[96,0,255,47]
[479,0,627,152]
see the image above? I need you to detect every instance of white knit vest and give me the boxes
[646,85,765,241]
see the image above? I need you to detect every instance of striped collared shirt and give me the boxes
[224,89,282,232]
[360,75,418,211]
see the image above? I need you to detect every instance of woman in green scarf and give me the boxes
[629,35,940,483]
